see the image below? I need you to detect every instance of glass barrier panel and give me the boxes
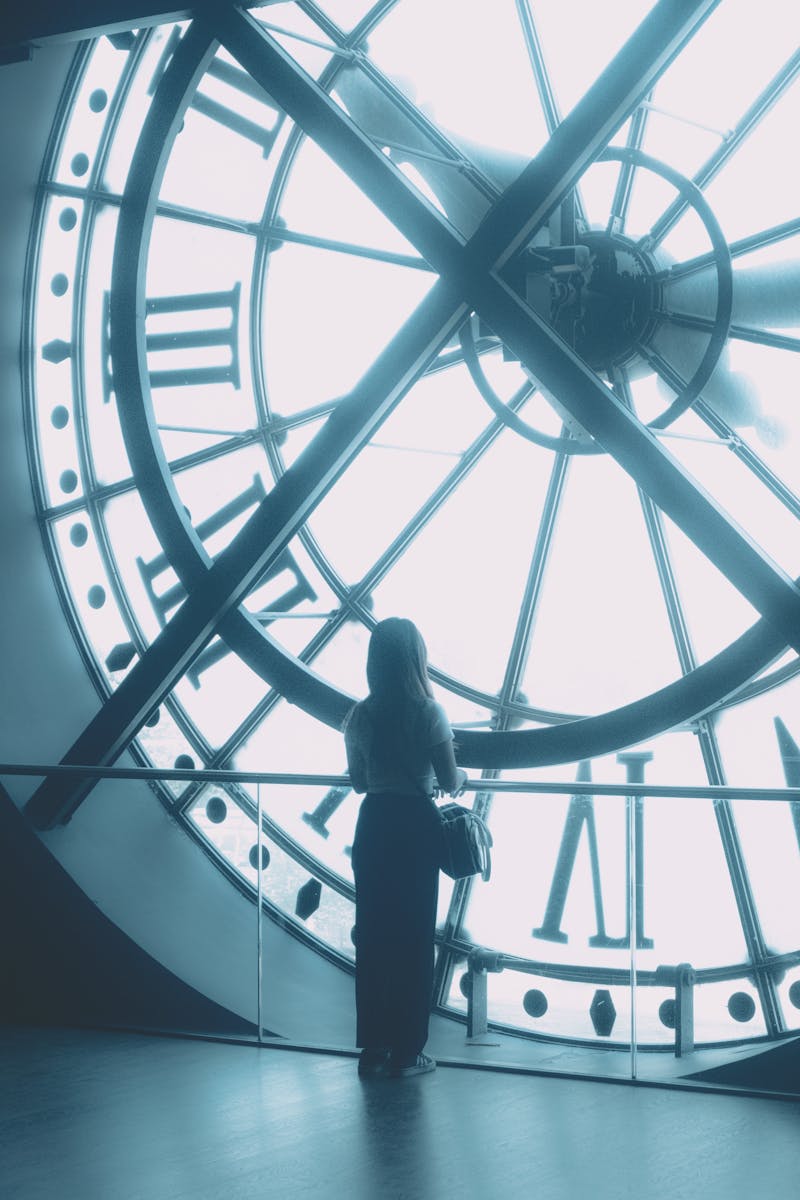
[634,791,800,1097]
[442,784,638,1083]
[5,764,800,1095]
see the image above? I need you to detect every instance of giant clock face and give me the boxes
[26,1,800,1051]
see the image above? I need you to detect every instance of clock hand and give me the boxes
[26,0,726,828]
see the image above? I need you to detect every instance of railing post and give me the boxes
[257,781,264,1045]
[466,967,488,1040]
[655,962,696,1056]
[466,948,504,1040]
[618,750,653,1080]
[674,962,696,1057]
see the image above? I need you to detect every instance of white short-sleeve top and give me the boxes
[344,697,452,796]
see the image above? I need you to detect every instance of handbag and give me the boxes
[438,802,493,882]
[375,712,492,881]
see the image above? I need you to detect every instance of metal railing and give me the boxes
[3,761,799,802]
[4,761,800,1085]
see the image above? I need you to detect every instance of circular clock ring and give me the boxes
[110,19,792,770]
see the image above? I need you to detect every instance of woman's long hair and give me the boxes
[366,618,432,709]
[353,618,433,755]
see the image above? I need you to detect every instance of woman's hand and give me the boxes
[431,741,469,800]
[432,767,468,801]
[451,768,468,798]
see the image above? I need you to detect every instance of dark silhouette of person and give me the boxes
[344,618,467,1077]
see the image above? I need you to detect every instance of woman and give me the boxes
[344,617,468,1078]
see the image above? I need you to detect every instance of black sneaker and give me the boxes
[389,1052,436,1078]
[358,1048,390,1077]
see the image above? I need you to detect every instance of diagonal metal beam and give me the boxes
[26,0,726,827]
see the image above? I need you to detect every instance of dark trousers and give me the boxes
[352,794,441,1056]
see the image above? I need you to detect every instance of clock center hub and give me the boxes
[524,231,658,373]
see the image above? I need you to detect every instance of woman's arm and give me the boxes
[430,739,468,798]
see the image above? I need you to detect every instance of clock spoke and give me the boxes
[268,397,353,437]
[636,345,800,522]
[497,442,571,716]
[349,383,535,600]
[263,322,491,446]
[433,445,572,994]
[615,365,782,1031]
[158,423,256,438]
[424,335,500,379]
[641,492,697,676]
[178,606,349,798]
[222,386,537,769]
[329,49,502,238]
[657,216,800,284]
[43,180,125,210]
[165,430,262,474]
[657,310,800,355]
[155,196,257,236]
[606,93,652,236]
[695,726,784,1035]
[641,46,800,252]
[156,199,420,270]
[201,689,315,789]
[438,435,573,978]
[612,368,697,677]
[515,0,561,136]
[514,0,587,229]
[41,476,141,518]
[265,224,431,272]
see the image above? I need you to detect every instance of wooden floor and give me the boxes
[2,1027,800,1200]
